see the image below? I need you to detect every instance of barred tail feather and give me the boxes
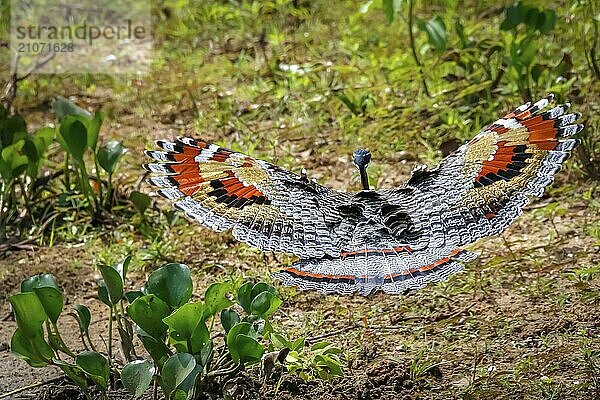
[273,248,477,295]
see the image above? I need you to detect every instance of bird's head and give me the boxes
[352,149,371,169]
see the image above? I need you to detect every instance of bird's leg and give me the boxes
[358,165,369,190]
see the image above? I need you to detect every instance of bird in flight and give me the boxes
[144,95,582,295]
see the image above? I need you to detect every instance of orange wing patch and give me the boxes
[471,98,580,189]
[144,138,271,208]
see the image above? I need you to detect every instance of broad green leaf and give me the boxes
[146,263,193,308]
[270,333,291,349]
[237,282,253,313]
[21,273,60,292]
[314,354,343,378]
[524,7,540,30]
[76,351,110,390]
[125,290,144,303]
[501,3,525,31]
[291,337,305,351]
[32,287,63,323]
[250,291,281,317]
[97,140,126,175]
[512,38,536,67]
[116,256,132,281]
[0,113,27,148]
[227,322,260,364]
[382,0,402,24]
[23,134,49,179]
[87,111,104,150]
[54,360,89,392]
[10,328,53,367]
[538,10,556,33]
[203,282,233,319]
[130,191,151,214]
[235,334,264,364]
[198,339,214,370]
[418,16,447,51]
[121,360,155,399]
[531,63,546,82]
[177,361,204,398]
[163,302,210,354]
[58,116,88,163]
[311,342,343,355]
[250,283,276,300]
[98,264,124,305]
[128,294,170,341]
[33,127,56,149]
[220,309,240,333]
[74,304,91,334]
[285,350,301,364]
[53,96,92,121]
[0,142,28,178]
[250,291,271,316]
[2,128,27,143]
[9,292,47,338]
[161,353,196,398]
[137,329,170,368]
[163,302,203,339]
[97,279,111,307]
[22,136,42,167]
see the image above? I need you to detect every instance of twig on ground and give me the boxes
[0,376,63,399]
[306,302,478,344]
[0,237,37,253]
[206,362,242,378]
[306,323,361,343]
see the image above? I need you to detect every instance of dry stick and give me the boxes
[306,302,477,344]
[0,211,61,253]
[1,51,55,111]
[0,376,63,399]
[1,53,19,111]
[0,237,36,253]
[500,234,518,262]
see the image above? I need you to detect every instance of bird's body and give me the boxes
[144,95,583,295]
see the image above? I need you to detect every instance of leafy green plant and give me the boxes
[500,2,558,99]
[338,92,374,116]
[9,274,110,400]
[54,97,127,216]
[272,335,344,382]
[123,266,281,399]
[377,0,443,97]
[417,15,448,52]
[10,259,345,399]
[96,256,138,363]
[408,348,443,381]
[0,104,55,238]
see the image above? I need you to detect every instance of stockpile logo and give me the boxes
[10,0,152,74]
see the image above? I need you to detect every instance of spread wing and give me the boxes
[388,94,582,245]
[275,95,582,295]
[144,137,351,259]
[144,95,582,296]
